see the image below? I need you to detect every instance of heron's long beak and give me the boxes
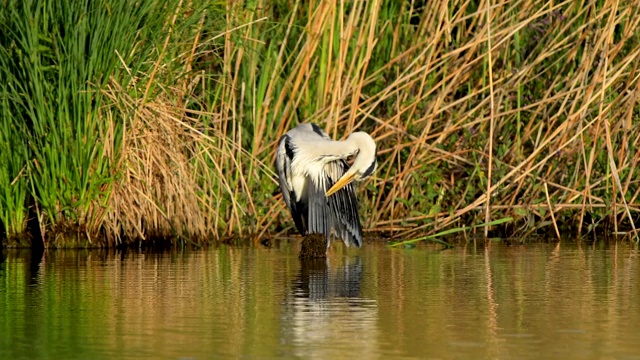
[326,173,356,197]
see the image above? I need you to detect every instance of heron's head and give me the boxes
[326,132,377,196]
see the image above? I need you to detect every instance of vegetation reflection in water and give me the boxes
[0,241,639,359]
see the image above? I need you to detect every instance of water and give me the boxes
[0,241,639,359]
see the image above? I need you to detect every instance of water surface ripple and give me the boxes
[0,241,638,359]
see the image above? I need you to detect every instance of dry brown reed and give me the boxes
[101,83,208,245]
[107,0,640,243]
[249,0,640,241]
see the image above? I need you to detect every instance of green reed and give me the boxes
[0,75,29,245]
[0,0,190,245]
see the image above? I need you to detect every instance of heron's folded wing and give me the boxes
[325,160,363,247]
[306,178,330,239]
[276,135,306,235]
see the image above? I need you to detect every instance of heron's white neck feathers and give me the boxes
[345,132,376,178]
[291,131,376,184]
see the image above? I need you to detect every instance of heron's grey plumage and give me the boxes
[276,123,376,248]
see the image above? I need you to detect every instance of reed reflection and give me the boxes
[26,248,44,286]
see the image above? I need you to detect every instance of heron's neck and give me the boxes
[320,139,358,161]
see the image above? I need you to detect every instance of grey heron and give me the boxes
[276,123,377,248]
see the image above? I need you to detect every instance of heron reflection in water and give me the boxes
[280,256,378,358]
[294,257,364,301]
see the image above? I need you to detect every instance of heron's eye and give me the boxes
[346,153,356,165]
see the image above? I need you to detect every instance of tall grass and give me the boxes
[1,0,640,247]
[0,74,29,246]
[0,0,219,246]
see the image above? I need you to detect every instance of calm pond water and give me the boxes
[1,240,639,359]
